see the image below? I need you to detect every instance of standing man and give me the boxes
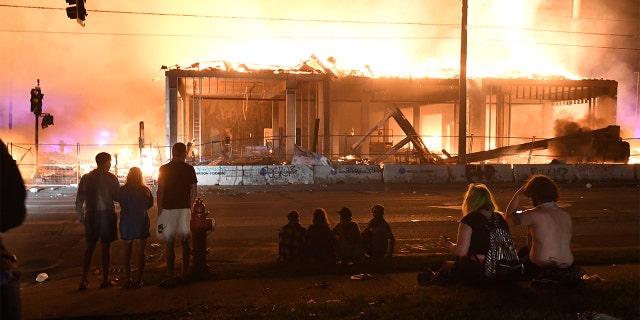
[505,174,574,279]
[75,152,120,290]
[157,142,197,288]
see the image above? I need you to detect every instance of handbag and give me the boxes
[484,213,524,279]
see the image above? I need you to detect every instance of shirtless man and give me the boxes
[506,174,574,279]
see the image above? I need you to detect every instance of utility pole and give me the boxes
[458,0,468,164]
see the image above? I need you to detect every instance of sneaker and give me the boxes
[417,268,436,286]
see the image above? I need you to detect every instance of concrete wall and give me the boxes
[195,164,639,185]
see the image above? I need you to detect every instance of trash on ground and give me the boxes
[350,273,373,280]
[35,273,48,283]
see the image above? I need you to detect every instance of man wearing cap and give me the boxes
[331,207,363,264]
[362,204,395,260]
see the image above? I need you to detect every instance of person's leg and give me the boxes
[122,240,133,285]
[180,239,190,279]
[134,238,146,285]
[177,208,191,280]
[164,240,176,284]
[1,276,22,320]
[80,241,97,289]
[100,241,113,287]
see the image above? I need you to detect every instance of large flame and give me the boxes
[0,0,636,164]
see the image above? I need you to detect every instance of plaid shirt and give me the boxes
[278,222,306,262]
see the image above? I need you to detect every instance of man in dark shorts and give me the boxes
[75,152,120,290]
[157,142,197,288]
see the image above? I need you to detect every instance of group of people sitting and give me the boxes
[281,174,581,287]
[422,174,583,287]
[278,204,396,265]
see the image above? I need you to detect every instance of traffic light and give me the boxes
[65,0,87,26]
[41,114,54,129]
[30,87,43,116]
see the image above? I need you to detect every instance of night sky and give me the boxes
[1,0,638,147]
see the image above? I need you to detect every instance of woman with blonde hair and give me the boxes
[118,167,153,288]
[419,183,512,285]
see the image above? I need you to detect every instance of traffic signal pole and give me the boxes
[32,80,42,178]
[30,79,53,180]
[35,104,39,177]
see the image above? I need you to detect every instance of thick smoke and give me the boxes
[0,0,638,150]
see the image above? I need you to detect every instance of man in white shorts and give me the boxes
[157,142,197,288]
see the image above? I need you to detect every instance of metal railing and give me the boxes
[7,135,639,186]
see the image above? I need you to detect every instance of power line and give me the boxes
[471,24,637,39]
[0,4,637,45]
[0,4,459,28]
[2,28,637,52]
[1,3,636,32]
[0,28,458,40]
[473,37,639,51]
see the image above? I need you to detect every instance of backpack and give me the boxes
[484,213,524,280]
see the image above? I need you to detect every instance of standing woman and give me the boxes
[118,167,153,288]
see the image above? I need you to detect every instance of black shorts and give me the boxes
[85,210,117,243]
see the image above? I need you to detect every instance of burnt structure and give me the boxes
[164,61,621,164]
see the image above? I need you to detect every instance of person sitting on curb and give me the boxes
[419,183,511,285]
[303,208,336,266]
[278,210,306,263]
[331,207,363,265]
[362,204,395,260]
[506,174,583,287]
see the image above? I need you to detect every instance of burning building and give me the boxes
[164,58,628,165]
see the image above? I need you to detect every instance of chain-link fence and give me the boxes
[7,142,165,186]
[7,134,639,186]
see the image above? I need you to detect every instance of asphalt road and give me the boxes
[4,182,639,284]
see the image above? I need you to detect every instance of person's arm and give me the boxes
[439,222,472,256]
[111,175,120,203]
[156,177,164,216]
[75,178,86,223]
[506,186,525,225]
[189,182,197,209]
[387,231,396,258]
[145,187,154,210]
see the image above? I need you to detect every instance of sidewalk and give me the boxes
[21,263,637,319]
[22,268,419,319]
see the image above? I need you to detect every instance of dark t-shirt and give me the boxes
[304,223,335,262]
[460,211,507,256]
[362,218,393,258]
[75,168,120,213]
[158,160,197,209]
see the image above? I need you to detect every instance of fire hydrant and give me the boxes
[190,198,214,279]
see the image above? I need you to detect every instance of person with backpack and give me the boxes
[419,183,518,285]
